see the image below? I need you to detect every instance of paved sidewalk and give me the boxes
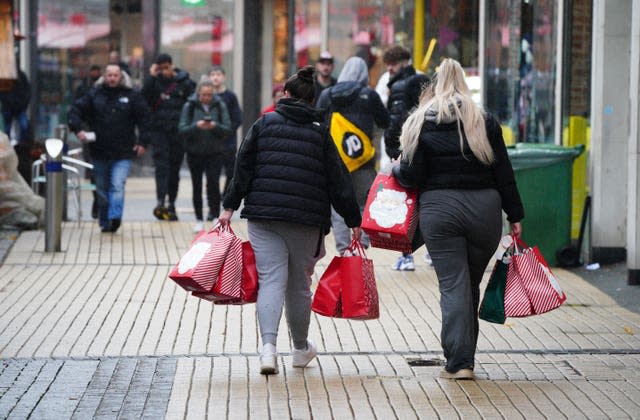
[1,178,640,419]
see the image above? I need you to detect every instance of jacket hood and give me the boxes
[337,57,368,85]
[94,71,133,89]
[424,95,465,124]
[275,98,323,123]
[328,81,363,106]
[187,92,224,107]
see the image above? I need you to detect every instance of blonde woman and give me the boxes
[392,58,524,380]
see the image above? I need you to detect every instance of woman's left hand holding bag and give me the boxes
[219,209,234,227]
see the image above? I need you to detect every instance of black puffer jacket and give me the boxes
[393,114,524,222]
[68,75,151,160]
[223,98,361,232]
[316,80,390,143]
[141,69,195,131]
[384,66,430,159]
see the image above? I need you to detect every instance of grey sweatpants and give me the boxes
[331,166,375,254]
[419,189,502,373]
[248,220,324,349]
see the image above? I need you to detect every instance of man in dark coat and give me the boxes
[141,53,196,221]
[68,65,150,233]
[382,45,430,271]
[316,56,389,254]
[0,69,30,143]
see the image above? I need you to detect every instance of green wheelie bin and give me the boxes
[507,144,584,266]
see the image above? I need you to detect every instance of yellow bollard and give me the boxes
[566,116,589,239]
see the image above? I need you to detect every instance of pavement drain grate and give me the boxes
[406,358,443,367]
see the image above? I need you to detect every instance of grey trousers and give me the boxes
[331,166,375,254]
[248,220,323,349]
[419,189,502,372]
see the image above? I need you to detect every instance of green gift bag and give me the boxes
[479,260,508,324]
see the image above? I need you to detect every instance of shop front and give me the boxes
[31,0,238,140]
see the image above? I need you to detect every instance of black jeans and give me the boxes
[151,128,184,205]
[187,153,225,220]
[420,188,502,373]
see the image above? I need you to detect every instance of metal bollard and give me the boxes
[44,138,64,252]
[54,125,69,221]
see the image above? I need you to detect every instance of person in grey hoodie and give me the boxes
[316,56,390,255]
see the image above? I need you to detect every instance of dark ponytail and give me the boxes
[283,65,315,103]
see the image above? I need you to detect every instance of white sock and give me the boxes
[262,343,276,354]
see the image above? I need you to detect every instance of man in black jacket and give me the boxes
[142,53,196,221]
[316,56,389,254]
[383,46,430,160]
[68,65,150,233]
[382,46,430,271]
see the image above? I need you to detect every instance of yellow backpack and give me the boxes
[329,111,375,172]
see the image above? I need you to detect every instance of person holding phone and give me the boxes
[179,79,232,232]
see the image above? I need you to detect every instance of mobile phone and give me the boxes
[203,115,212,122]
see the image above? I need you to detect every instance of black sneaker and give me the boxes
[167,205,178,221]
[153,205,170,220]
[101,219,121,233]
[109,219,121,233]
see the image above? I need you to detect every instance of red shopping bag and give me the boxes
[240,241,259,303]
[504,236,567,317]
[192,230,259,305]
[168,225,234,292]
[311,257,344,317]
[361,173,418,253]
[311,239,379,320]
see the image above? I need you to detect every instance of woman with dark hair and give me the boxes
[393,58,524,380]
[219,66,362,375]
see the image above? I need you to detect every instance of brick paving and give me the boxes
[1,178,639,419]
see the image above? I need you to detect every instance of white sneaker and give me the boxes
[424,252,433,267]
[292,340,317,368]
[392,255,405,270]
[260,344,279,375]
[193,221,204,233]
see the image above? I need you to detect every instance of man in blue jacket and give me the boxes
[68,64,150,233]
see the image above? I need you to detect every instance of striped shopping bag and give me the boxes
[504,237,567,317]
[168,225,234,292]
[192,226,258,304]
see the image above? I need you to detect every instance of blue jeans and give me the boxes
[93,159,132,229]
[2,110,29,143]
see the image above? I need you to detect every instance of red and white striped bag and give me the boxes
[504,237,567,317]
[168,225,234,292]
[192,226,247,303]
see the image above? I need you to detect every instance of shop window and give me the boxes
[484,0,558,143]
[160,0,235,84]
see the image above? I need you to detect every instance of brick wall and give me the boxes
[568,0,592,116]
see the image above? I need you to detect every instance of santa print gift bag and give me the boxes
[361,173,418,253]
[312,239,379,320]
[192,228,259,305]
[168,224,235,292]
[504,236,567,317]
